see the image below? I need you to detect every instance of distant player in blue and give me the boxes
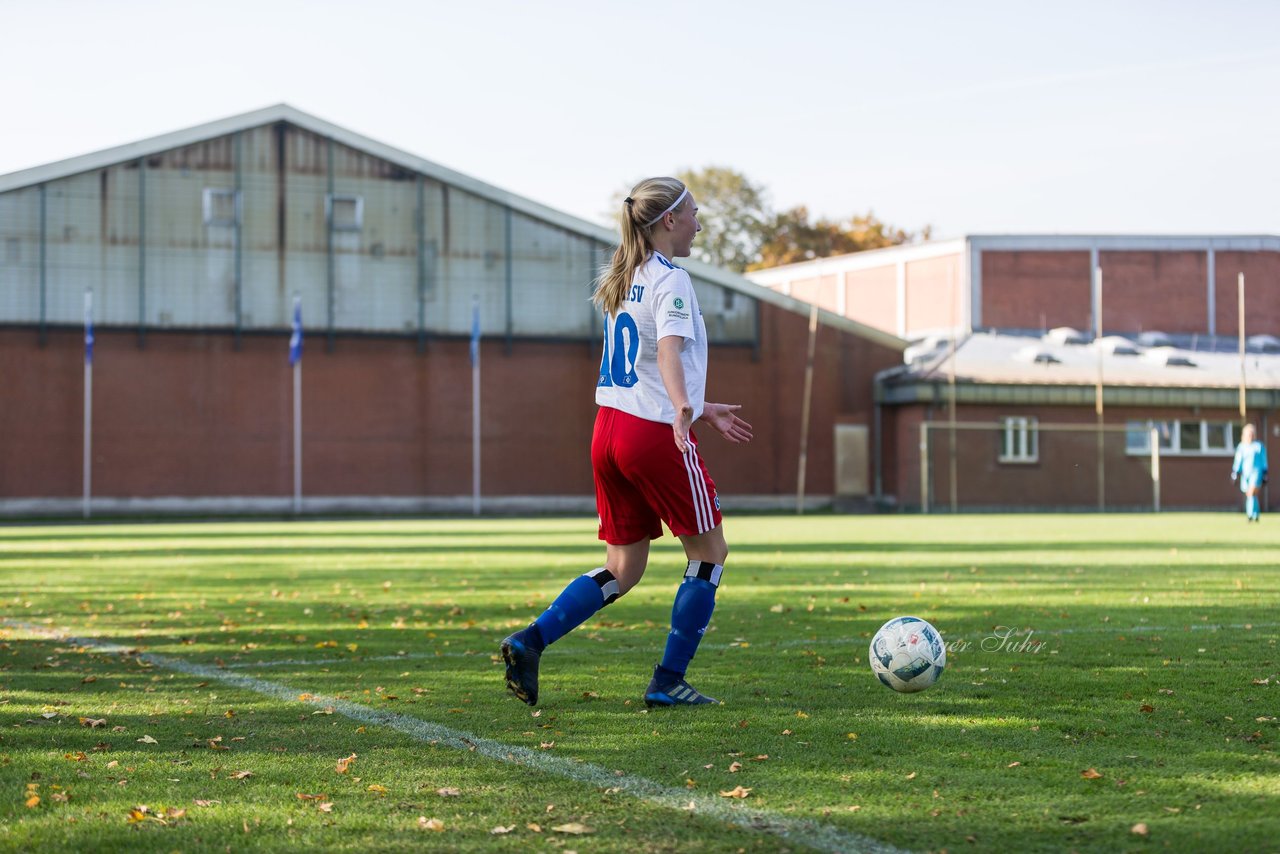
[1231,423,1268,522]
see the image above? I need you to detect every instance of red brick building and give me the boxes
[749,236,1280,511]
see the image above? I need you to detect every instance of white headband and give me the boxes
[644,188,689,227]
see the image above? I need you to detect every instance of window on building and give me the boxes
[1125,420,1235,456]
[999,416,1038,463]
[1179,421,1202,453]
[1205,422,1234,452]
[202,188,238,226]
[327,194,364,231]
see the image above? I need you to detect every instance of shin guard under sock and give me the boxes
[531,567,620,650]
[659,560,723,678]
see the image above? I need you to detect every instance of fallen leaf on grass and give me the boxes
[317,802,334,813]
[64,752,87,762]
[367,784,388,795]
[436,787,461,797]
[905,771,917,780]
[193,799,221,807]
[51,791,70,803]
[137,735,158,744]
[552,822,594,835]
[1007,762,1022,768]
[1140,704,1155,713]
[1081,768,1104,779]
[720,786,752,799]
[79,717,106,728]
[490,825,516,834]
[231,771,253,780]
[526,822,542,832]
[296,793,327,801]
[1131,822,1149,836]
[335,753,357,774]
[418,817,444,831]
[81,675,97,683]
[25,795,40,808]
[728,762,743,773]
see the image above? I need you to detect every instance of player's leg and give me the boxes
[1246,484,1259,521]
[624,429,727,707]
[642,524,727,707]
[501,408,659,706]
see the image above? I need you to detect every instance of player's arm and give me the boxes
[657,334,694,454]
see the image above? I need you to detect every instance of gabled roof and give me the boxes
[0,104,904,351]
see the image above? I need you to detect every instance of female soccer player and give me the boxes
[1231,423,1269,522]
[502,177,752,708]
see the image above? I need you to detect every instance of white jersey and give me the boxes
[595,251,707,425]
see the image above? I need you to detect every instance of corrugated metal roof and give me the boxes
[896,330,1280,390]
[0,104,905,351]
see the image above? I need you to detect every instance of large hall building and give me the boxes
[0,105,903,516]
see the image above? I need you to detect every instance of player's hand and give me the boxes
[672,403,694,454]
[701,402,753,444]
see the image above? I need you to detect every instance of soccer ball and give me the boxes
[869,616,946,693]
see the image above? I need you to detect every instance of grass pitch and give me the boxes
[1,513,1277,852]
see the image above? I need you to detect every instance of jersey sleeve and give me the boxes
[651,269,697,342]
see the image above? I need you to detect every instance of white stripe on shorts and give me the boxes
[681,439,714,533]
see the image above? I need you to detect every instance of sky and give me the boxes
[2,0,1278,240]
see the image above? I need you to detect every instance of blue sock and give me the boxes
[1247,495,1258,519]
[531,568,620,649]
[659,561,723,679]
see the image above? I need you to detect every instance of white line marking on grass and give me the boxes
[4,619,908,854]
[219,620,1280,670]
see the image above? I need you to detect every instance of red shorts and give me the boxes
[592,406,721,544]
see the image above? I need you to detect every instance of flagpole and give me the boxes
[83,289,93,520]
[291,295,303,516]
[471,295,481,517]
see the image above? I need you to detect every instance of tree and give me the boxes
[608,167,930,272]
[751,208,931,270]
[673,167,771,273]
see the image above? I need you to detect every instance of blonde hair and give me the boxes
[593,177,688,314]
[1242,423,1256,442]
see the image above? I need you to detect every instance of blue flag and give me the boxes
[289,299,303,366]
[469,299,480,367]
[84,297,94,365]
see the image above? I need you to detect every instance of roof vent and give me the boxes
[1044,326,1089,345]
[1142,346,1196,367]
[1247,334,1280,354]
[1097,335,1141,356]
[1015,345,1061,365]
[1137,330,1174,348]
[903,334,953,365]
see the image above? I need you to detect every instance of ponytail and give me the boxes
[593,177,687,314]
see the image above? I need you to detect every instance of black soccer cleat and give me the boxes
[501,633,541,706]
